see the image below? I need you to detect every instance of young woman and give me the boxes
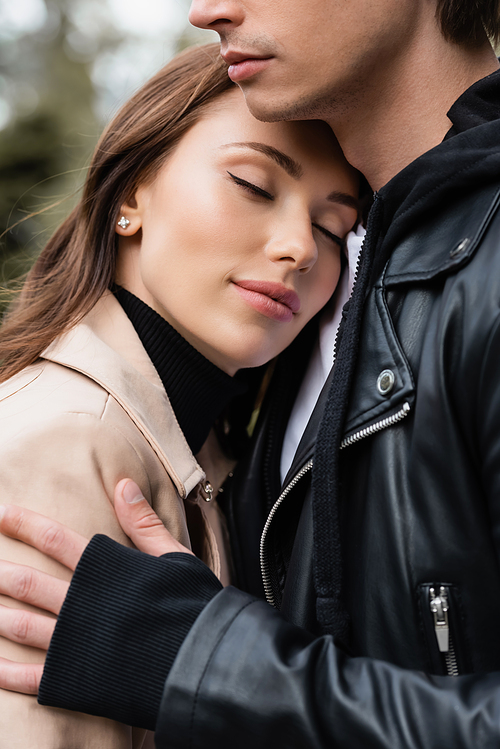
[0,43,359,747]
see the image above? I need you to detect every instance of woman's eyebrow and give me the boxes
[220,141,303,179]
[221,142,359,210]
[326,190,360,212]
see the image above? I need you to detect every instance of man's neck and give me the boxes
[328,26,499,192]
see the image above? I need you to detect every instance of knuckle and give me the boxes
[11,567,36,602]
[24,665,40,694]
[3,506,27,536]
[11,610,32,643]
[39,524,65,555]
[135,512,164,532]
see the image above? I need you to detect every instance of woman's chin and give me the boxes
[229,345,289,373]
[194,327,297,374]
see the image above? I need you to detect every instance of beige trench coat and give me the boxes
[0,292,233,748]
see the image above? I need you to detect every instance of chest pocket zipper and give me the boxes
[418,582,468,676]
[429,586,459,676]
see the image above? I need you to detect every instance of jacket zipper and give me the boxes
[429,586,459,676]
[340,402,411,449]
[260,404,412,605]
[260,459,313,606]
[329,224,365,372]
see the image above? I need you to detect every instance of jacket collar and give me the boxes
[375,69,500,279]
[341,180,500,440]
[384,183,500,285]
[41,292,204,498]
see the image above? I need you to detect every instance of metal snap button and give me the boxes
[449,238,470,258]
[377,369,395,396]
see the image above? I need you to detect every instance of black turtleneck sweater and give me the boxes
[39,68,500,732]
[114,286,246,455]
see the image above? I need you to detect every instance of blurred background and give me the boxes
[0,0,215,310]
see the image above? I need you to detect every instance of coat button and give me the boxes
[377,369,395,396]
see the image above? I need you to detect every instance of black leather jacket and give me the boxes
[155,76,500,748]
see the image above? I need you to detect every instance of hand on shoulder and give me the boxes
[0,479,191,694]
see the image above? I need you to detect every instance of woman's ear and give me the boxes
[115,193,142,236]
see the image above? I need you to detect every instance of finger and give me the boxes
[114,479,193,557]
[0,560,69,615]
[0,604,55,651]
[0,505,88,572]
[0,657,43,694]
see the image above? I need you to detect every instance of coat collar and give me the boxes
[41,292,205,498]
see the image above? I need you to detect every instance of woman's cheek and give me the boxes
[311,255,341,311]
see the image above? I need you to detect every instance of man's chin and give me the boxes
[239,84,333,123]
[238,87,303,123]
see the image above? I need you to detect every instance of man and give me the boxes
[1,0,500,746]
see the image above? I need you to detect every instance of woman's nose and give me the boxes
[265,220,318,272]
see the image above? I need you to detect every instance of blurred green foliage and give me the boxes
[0,8,99,313]
[0,0,209,316]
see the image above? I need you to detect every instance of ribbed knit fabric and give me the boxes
[38,536,222,730]
[115,286,246,454]
[311,195,383,644]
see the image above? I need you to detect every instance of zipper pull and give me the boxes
[429,586,450,653]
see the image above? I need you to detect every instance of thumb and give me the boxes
[114,479,193,558]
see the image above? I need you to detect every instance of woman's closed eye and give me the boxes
[227,171,346,249]
[313,223,346,250]
[227,171,274,201]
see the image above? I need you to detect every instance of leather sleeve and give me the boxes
[157,586,500,749]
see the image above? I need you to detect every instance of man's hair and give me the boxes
[436,0,500,45]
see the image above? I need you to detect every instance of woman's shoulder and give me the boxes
[0,358,110,422]
[0,354,201,497]
[0,359,155,496]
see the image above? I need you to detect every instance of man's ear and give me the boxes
[115,193,143,236]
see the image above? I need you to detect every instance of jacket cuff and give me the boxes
[38,535,222,730]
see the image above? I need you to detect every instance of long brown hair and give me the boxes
[0,43,234,382]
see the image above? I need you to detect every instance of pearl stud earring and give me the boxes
[117,216,130,230]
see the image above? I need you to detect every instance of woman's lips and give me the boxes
[233,280,300,323]
[227,57,272,83]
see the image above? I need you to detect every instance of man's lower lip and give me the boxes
[227,58,272,82]
[233,284,293,322]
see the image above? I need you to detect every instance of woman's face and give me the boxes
[116,88,359,375]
